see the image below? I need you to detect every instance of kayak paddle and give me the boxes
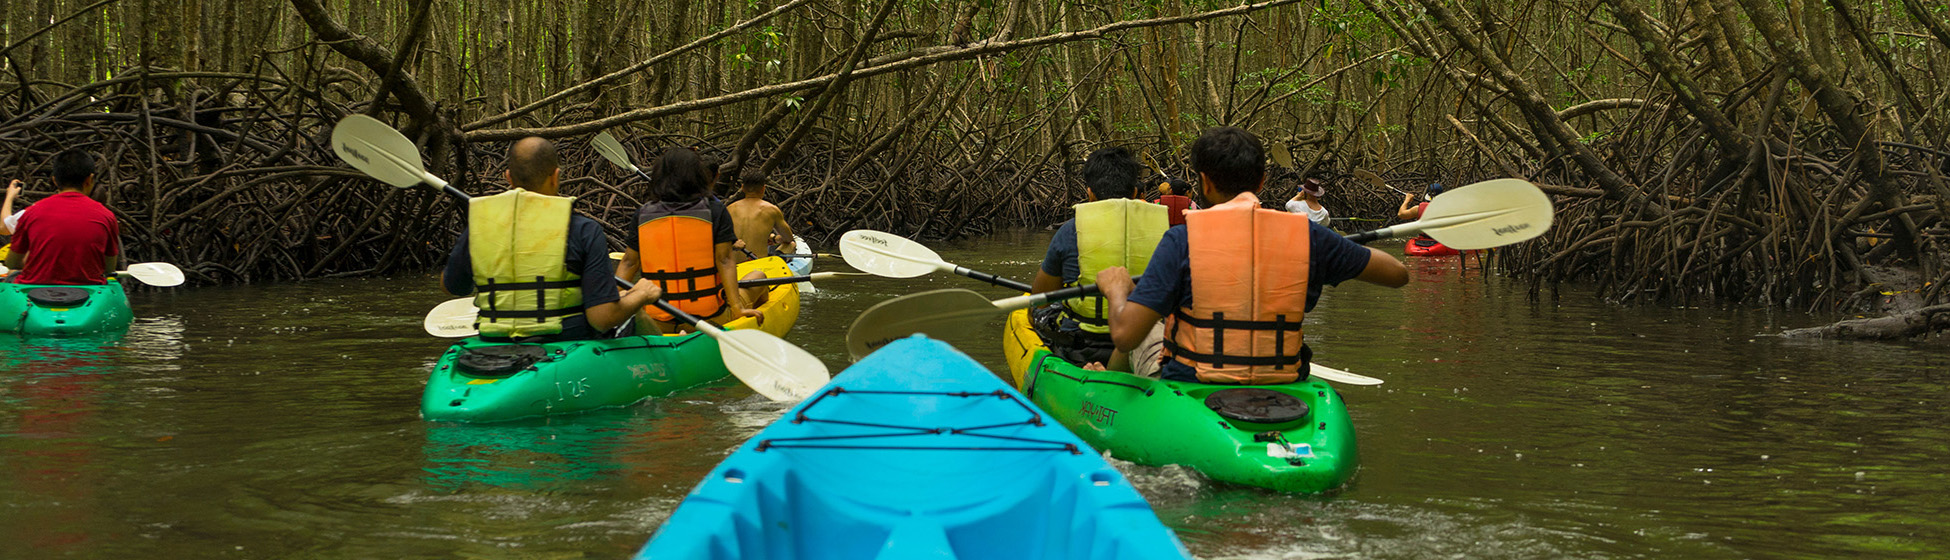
[838,229,1034,292]
[844,287,1382,385]
[423,271,866,337]
[1346,178,1552,249]
[0,261,185,287]
[119,262,187,287]
[333,115,829,401]
[1354,168,1420,200]
[592,130,654,183]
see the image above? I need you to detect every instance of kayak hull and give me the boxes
[638,336,1189,560]
[0,281,134,337]
[1006,309,1359,493]
[421,257,801,422]
[1405,237,1461,256]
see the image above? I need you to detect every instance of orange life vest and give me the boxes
[637,200,726,322]
[1163,191,1312,384]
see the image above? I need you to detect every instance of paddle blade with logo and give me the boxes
[424,297,481,338]
[845,289,1004,360]
[591,131,639,173]
[714,328,830,402]
[1419,178,1553,250]
[839,230,947,279]
[331,114,447,189]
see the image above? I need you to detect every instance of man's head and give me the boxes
[1188,127,1265,200]
[1300,177,1325,198]
[505,137,561,194]
[51,149,97,194]
[739,170,768,197]
[651,147,712,202]
[1426,182,1444,197]
[1163,178,1191,197]
[1081,146,1143,201]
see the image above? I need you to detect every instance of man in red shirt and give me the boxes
[5,150,120,285]
[1155,178,1198,226]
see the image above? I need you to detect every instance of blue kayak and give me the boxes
[636,335,1189,560]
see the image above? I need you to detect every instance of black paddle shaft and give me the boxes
[954,267,1034,292]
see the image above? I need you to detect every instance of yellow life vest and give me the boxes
[1164,191,1312,384]
[1062,198,1169,334]
[468,189,584,338]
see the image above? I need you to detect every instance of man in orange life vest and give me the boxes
[617,147,765,334]
[1095,127,1408,384]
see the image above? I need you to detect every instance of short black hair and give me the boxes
[1166,178,1192,195]
[1188,127,1265,195]
[740,170,768,190]
[52,149,97,188]
[1081,146,1142,200]
[651,147,712,202]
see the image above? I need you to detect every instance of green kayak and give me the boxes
[422,257,801,422]
[1005,308,1358,493]
[0,280,134,337]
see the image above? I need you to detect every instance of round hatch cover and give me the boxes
[1204,388,1309,424]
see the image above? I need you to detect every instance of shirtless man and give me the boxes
[726,171,794,261]
[726,170,793,304]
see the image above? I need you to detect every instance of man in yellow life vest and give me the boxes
[616,147,765,334]
[442,137,665,342]
[1095,127,1409,384]
[1028,146,1168,370]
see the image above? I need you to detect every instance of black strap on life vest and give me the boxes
[1057,282,1110,326]
[641,266,722,303]
[1164,309,1308,370]
[476,276,583,322]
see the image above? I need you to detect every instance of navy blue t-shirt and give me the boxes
[444,213,621,342]
[1128,221,1373,381]
[1040,218,1082,284]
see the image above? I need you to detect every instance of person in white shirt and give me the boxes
[1286,177,1330,226]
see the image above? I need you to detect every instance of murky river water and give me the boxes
[3,230,1947,559]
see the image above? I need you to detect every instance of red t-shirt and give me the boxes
[1158,195,1194,226]
[12,192,119,285]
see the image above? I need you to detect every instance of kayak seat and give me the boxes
[26,287,90,307]
[1412,238,1440,247]
[1203,388,1309,425]
[454,345,548,377]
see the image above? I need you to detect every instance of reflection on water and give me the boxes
[0,237,1946,558]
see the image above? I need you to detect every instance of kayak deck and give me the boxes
[639,336,1188,560]
[1006,308,1359,493]
[420,257,801,422]
[0,280,134,337]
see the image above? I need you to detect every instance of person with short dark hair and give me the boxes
[725,170,794,304]
[442,137,663,342]
[1028,146,1171,367]
[617,147,764,334]
[1094,127,1409,383]
[6,150,122,285]
[1155,178,1198,226]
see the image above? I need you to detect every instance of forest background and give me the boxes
[1,0,1946,337]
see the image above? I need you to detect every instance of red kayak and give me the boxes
[1405,237,1460,257]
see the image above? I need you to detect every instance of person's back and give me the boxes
[1155,179,1196,227]
[1029,146,1168,367]
[725,171,792,261]
[5,150,119,286]
[441,137,659,343]
[619,147,762,334]
[1286,177,1330,226]
[1095,127,1408,383]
